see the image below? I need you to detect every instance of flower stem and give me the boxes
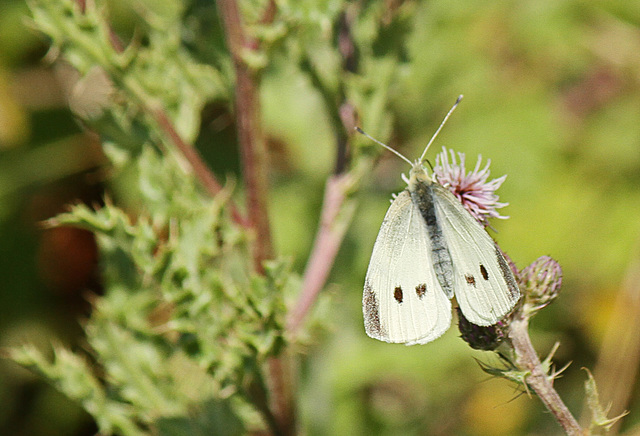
[508,316,584,435]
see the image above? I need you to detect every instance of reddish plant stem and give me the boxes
[287,174,352,334]
[153,110,247,225]
[217,2,292,436]
[508,317,584,435]
[286,11,358,333]
[72,0,283,431]
[71,0,245,224]
[266,355,295,436]
[217,0,273,269]
[154,111,223,194]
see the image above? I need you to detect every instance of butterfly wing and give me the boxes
[364,190,452,345]
[430,183,520,326]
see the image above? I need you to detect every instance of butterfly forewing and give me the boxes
[430,184,520,326]
[364,191,452,344]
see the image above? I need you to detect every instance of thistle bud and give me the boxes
[518,256,563,316]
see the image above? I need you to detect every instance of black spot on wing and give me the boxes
[415,283,426,298]
[465,274,476,287]
[363,282,385,337]
[480,264,489,280]
[394,286,403,303]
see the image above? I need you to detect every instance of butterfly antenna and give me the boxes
[355,127,413,166]
[419,94,463,162]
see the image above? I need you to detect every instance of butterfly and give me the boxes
[360,96,520,345]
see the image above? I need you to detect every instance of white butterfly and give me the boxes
[360,96,520,345]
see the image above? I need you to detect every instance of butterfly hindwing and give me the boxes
[364,191,452,344]
[430,183,520,326]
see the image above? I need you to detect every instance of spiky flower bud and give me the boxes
[518,256,563,317]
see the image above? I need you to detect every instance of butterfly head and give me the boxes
[407,160,433,190]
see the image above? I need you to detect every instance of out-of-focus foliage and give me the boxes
[1,0,640,435]
[6,0,291,434]
[12,185,289,434]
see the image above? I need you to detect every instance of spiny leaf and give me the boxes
[584,368,628,434]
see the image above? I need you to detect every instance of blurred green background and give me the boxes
[2,0,640,435]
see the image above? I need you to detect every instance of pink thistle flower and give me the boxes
[433,147,509,227]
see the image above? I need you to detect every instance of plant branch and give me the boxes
[287,9,359,336]
[217,3,292,436]
[508,316,584,435]
[287,173,355,334]
[217,0,273,271]
[152,109,247,226]
[69,0,246,225]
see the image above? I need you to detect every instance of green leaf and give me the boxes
[584,368,628,434]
